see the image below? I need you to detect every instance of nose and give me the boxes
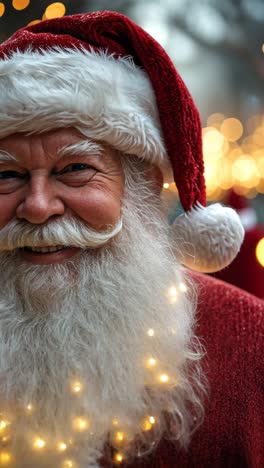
[16,175,65,224]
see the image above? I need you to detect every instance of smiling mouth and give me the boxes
[21,246,67,253]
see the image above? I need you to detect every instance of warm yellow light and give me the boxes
[178,282,187,293]
[12,0,30,11]
[167,286,178,304]
[58,442,67,452]
[147,357,156,367]
[45,2,66,20]
[26,404,33,411]
[203,127,225,153]
[62,460,77,468]
[27,20,41,26]
[256,238,264,267]
[142,419,152,431]
[147,328,155,337]
[149,416,155,424]
[114,453,123,463]
[163,182,170,189]
[207,112,225,128]
[0,3,5,17]
[115,431,125,442]
[221,118,243,142]
[0,451,12,465]
[0,421,7,431]
[71,381,83,394]
[232,157,260,188]
[33,438,45,449]
[72,417,89,432]
[112,418,119,427]
[159,373,169,383]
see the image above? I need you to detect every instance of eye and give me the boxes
[0,170,26,179]
[60,163,94,174]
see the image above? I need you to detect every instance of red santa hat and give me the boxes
[0,11,244,272]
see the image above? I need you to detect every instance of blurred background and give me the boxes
[0,0,263,297]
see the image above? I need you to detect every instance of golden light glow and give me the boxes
[163,182,170,189]
[12,0,30,11]
[115,431,125,442]
[58,442,67,452]
[178,282,187,293]
[33,438,45,449]
[0,3,5,17]
[167,286,178,304]
[62,460,77,468]
[0,421,7,432]
[147,357,157,367]
[141,415,156,431]
[256,238,264,267]
[71,381,83,394]
[26,404,33,412]
[27,20,41,26]
[114,453,123,463]
[0,451,12,465]
[149,416,155,424]
[159,373,169,383]
[147,328,155,337]
[44,2,66,20]
[221,118,243,142]
[72,417,89,432]
[112,418,119,427]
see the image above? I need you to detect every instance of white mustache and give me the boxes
[0,216,123,251]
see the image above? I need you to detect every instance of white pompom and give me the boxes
[171,203,245,273]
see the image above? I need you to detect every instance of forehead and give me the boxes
[0,128,106,164]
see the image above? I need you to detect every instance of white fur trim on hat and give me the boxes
[172,203,245,273]
[0,47,166,165]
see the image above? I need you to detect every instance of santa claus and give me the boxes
[0,11,262,468]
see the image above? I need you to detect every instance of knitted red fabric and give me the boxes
[0,11,205,212]
[104,274,264,467]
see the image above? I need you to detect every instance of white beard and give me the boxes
[0,158,205,467]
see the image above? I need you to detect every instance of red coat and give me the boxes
[115,273,264,467]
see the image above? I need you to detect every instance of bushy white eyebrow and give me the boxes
[58,140,104,159]
[0,150,17,164]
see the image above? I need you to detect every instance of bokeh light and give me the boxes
[256,238,264,267]
[0,3,5,17]
[12,0,30,11]
[44,2,66,20]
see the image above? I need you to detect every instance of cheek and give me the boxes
[0,196,18,229]
[66,189,122,229]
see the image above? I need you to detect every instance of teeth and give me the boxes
[26,246,66,253]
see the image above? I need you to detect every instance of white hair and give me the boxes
[0,156,206,467]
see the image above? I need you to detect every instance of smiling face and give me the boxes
[0,128,124,264]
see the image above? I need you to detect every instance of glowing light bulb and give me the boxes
[256,238,264,267]
[147,357,156,367]
[159,373,169,383]
[178,282,187,293]
[147,329,155,337]
[149,416,155,424]
[0,451,11,465]
[0,421,7,431]
[163,182,169,189]
[33,438,45,449]
[58,442,67,451]
[71,381,83,394]
[112,418,119,427]
[62,460,77,468]
[115,431,125,442]
[26,404,33,412]
[72,417,89,432]
[114,453,123,463]
[167,286,178,304]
